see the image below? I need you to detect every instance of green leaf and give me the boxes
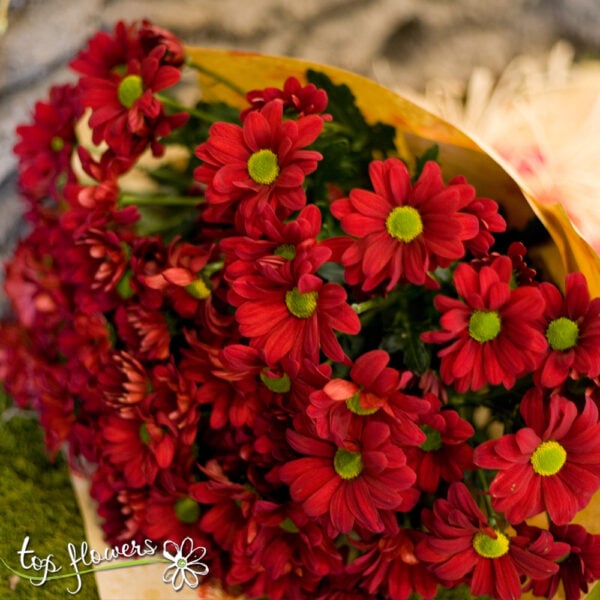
[413,143,439,181]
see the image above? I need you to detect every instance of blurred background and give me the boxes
[1,0,600,287]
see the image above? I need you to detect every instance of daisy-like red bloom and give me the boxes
[13,83,82,211]
[471,241,539,287]
[279,419,417,535]
[535,272,600,387]
[227,500,343,600]
[190,460,258,552]
[90,463,148,546]
[63,147,133,213]
[140,237,233,337]
[241,76,330,121]
[144,477,212,546]
[416,482,567,600]
[307,349,426,448]
[138,19,185,67]
[3,229,69,331]
[221,203,323,283]
[78,44,187,157]
[405,393,474,493]
[330,158,479,290]
[449,174,506,256]
[98,349,149,411]
[194,99,323,235]
[231,253,360,365]
[526,523,600,600]
[113,304,171,361]
[100,362,199,487]
[421,255,547,392]
[347,529,439,600]
[70,20,141,78]
[474,389,600,525]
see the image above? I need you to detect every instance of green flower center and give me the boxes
[274,244,296,260]
[247,149,280,185]
[531,440,567,476]
[50,136,65,152]
[139,423,151,444]
[468,310,502,343]
[472,530,510,558]
[346,391,379,416]
[260,369,291,393]
[177,558,187,568]
[419,424,443,451]
[334,448,364,480]
[385,206,423,243]
[117,74,144,109]
[546,317,579,351]
[174,497,200,524]
[185,277,211,300]
[116,270,135,299]
[279,517,300,533]
[285,288,318,319]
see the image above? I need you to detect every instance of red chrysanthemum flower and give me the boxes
[421,255,547,392]
[190,461,258,552]
[241,76,330,121]
[144,477,212,546]
[405,393,474,493]
[13,83,82,213]
[330,158,479,290]
[100,362,199,488]
[3,229,69,331]
[78,44,187,157]
[113,304,171,361]
[279,419,417,535]
[63,147,134,213]
[90,463,148,546]
[347,529,439,600]
[449,174,506,256]
[227,500,343,600]
[471,241,539,287]
[474,389,600,525]
[140,237,233,338]
[194,346,277,430]
[535,272,600,387]
[98,349,150,411]
[230,252,360,365]
[70,20,141,78]
[307,349,426,448]
[194,99,323,235]
[526,523,600,600]
[416,482,567,600]
[70,19,185,99]
[221,203,323,283]
[138,19,185,66]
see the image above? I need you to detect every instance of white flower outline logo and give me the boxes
[162,537,209,591]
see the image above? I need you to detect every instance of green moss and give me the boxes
[0,405,99,599]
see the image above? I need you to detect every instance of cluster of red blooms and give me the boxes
[3,19,600,600]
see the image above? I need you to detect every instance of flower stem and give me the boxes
[155,93,223,122]
[120,194,204,208]
[351,297,386,315]
[184,58,247,99]
[476,469,497,527]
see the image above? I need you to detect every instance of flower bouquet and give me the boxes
[2,18,600,600]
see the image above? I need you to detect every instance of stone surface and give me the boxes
[1,0,600,307]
